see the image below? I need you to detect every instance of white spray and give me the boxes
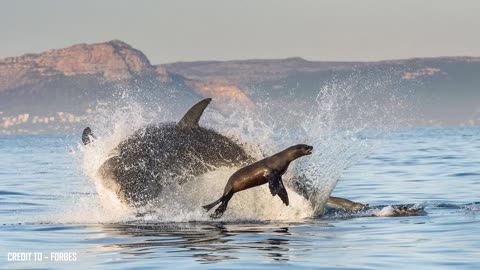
[56,77,405,223]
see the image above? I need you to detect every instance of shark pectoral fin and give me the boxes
[267,171,289,206]
[177,98,212,128]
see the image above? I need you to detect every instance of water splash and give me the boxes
[59,76,406,223]
[322,203,427,219]
[136,167,313,222]
[291,79,400,215]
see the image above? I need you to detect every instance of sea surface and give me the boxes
[0,127,479,269]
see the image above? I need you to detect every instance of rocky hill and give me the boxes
[1,40,479,134]
[0,40,174,112]
[0,40,255,134]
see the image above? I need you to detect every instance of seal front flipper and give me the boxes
[267,171,289,206]
[177,98,212,128]
[277,184,289,206]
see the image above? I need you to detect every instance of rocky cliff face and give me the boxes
[0,40,254,101]
[0,40,157,93]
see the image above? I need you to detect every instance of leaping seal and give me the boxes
[203,144,313,218]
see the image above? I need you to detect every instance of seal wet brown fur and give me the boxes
[203,144,313,218]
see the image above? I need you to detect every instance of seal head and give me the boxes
[284,144,313,159]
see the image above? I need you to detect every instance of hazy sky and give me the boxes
[1,0,480,64]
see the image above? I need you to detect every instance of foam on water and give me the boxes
[56,77,406,223]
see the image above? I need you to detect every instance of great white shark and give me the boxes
[82,98,366,214]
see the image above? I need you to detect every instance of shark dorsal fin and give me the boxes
[177,98,212,128]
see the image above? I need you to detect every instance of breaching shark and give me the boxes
[82,98,367,214]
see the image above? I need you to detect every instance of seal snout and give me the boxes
[305,145,313,155]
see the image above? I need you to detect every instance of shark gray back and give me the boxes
[84,98,253,205]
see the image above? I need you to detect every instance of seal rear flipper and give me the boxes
[177,98,212,128]
[267,172,289,206]
[82,127,96,145]
[203,193,233,219]
[202,196,223,211]
[210,202,228,219]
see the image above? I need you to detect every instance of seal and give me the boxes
[203,144,313,218]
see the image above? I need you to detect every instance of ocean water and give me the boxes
[0,127,479,269]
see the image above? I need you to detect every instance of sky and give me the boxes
[1,0,480,64]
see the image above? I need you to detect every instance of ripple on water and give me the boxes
[1,128,480,269]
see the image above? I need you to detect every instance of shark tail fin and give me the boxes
[82,127,96,145]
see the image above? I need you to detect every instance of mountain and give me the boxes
[1,40,479,134]
[164,57,480,127]
[0,40,168,113]
[0,40,253,134]
[163,57,364,82]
